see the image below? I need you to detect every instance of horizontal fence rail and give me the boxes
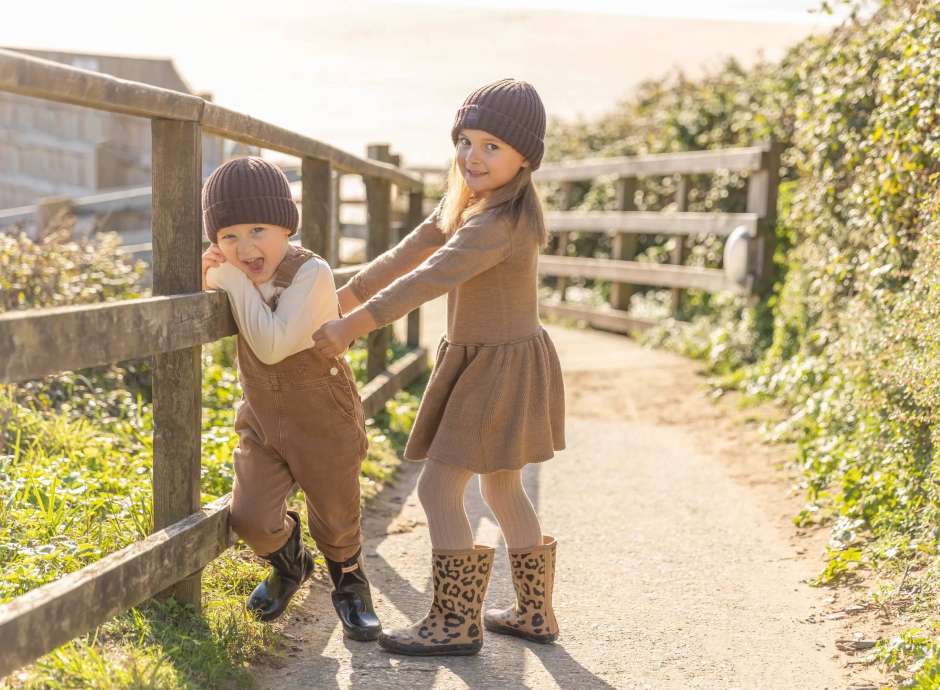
[0,267,366,384]
[532,145,771,182]
[0,496,234,677]
[538,256,742,293]
[535,142,780,334]
[0,49,421,190]
[545,210,759,236]
[0,47,430,678]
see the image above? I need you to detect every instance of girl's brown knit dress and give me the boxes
[349,206,565,474]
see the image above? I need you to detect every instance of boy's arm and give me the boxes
[207,258,337,365]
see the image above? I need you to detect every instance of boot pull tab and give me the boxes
[341,562,360,574]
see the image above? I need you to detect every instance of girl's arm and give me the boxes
[346,204,445,304]
[336,284,362,315]
[208,258,337,365]
[314,213,511,356]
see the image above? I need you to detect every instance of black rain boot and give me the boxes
[326,550,382,641]
[246,511,315,622]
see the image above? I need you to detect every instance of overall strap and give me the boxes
[272,244,318,288]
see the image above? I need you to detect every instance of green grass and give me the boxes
[0,336,424,690]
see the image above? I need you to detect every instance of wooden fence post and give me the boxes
[670,175,690,317]
[405,189,425,348]
[365,143,393,379]
[747,141,781,296]
[301,157,331,257]
[329,172,341,267]
[555,182,576,301]
[610,177,638,312]
[150,118,203,608]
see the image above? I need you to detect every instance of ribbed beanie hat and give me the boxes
[202,157,298,243]
[451,78,546,170]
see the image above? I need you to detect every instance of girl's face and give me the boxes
[216,223,292,284]
[455,128,527,197]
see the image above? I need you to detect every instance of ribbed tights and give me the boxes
[417,459,542,551]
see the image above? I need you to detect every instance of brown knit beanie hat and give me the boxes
[451,78,546,170]
[202,157,298,243]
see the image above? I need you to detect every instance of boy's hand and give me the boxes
[202,244,226,289]
[313,318,354,358]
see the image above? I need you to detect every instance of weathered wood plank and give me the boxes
[151,118,203,606]
[538,256,741,293]
[610,178,638,311]
[554,182,576,301]
[301,157,331,257]
[329,173,342,267]
[669,175,690,316]
[0,49,204,121]
[747,142,781,296]
[0,495,235,680]
[0,52,422,192]
[534,146,766,182]
[365,144,394,380]
[545,210,759,236]
[405,190,425,348]
[202,105,421,191]
[539,301,656,334]
[0,293,236,384]
[359,347,428,420]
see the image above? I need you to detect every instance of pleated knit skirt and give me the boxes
[403,326,566,473]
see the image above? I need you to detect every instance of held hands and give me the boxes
[313,308,379,358]
[313,318,356,358]
[202,244,226,289]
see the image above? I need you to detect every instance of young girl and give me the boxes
[314,78,565,656]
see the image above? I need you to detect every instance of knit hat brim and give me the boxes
[451,104,544,170]
[203,196,298,243]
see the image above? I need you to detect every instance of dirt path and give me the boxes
[251,317,867,689]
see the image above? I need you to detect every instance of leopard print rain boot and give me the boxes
[378,544,495,656]
[484,536,559,643]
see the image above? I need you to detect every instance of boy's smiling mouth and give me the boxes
[243,257,265,274]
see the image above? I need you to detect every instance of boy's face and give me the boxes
[216,223,292,285]
[455,128,527,197]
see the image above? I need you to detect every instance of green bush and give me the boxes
[0,225,152,417]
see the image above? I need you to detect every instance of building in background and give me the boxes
[0,48,224,210]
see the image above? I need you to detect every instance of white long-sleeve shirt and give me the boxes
[206,256,338,365]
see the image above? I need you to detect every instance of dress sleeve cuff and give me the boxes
[348,274,371,303]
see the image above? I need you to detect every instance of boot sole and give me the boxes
[377,634,481,656]
[247,570,314,623]
[343,625,381,642]
[483,619,557,644]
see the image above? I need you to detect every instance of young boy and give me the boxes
[200,156,380,641]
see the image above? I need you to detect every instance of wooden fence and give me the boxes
[0,49,428,677]
[535,143,781,333]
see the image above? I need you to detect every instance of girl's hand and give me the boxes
[202,244,226,289]
[313,318,354,358]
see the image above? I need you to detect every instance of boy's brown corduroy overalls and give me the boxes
[229,246,369,562]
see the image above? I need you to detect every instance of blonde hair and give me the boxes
[438,158,547,247]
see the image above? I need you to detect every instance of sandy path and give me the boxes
[248,310,861,689]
